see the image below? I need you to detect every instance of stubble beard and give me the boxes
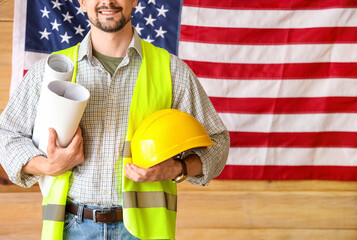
[89,6,132,33]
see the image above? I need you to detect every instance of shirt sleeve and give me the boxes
[0,59,46,188]
[170,55,230,186]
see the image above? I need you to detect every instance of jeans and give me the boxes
[63,203,140,240]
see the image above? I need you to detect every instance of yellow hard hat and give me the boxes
[131,109,214,168]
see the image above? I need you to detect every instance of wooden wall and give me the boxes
[1,1,357,239]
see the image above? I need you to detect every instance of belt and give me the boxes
[66,202,123,223]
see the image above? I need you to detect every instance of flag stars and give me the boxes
[86,19,91,28]
[62,12,74,23]
[155,26,166,38]
[135,2,145,14]
[156,5,168,17]
[39,28,51,40]
[51,0,63,10]
[135,23,144,36]
[144,14,156,26]
[60,32,72,44]
[74,25,86,36]
[147,0,156,5]
[50,19,61,31]
[75,6,85,16]
[143,35,154,43]
[40,6,50,19]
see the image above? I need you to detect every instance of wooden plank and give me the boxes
[176,229,357,240]
[0,183,40,193]
[2,175,357,193]
[1,192,357,240]
[176,191,357,229]
[0,65,11,110]
[1,172,357,193]
[0,21,13,66]
[0,0,14,21]
[179,179,357,192]
[0,193,42,239]
[0,21,12,110]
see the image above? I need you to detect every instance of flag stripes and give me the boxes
[215,165,357,180]
[178,0,357,180]
[180,26,357,45]
[210,97,357,114]
[200,78,357,98]
[180,7,357,28]
[225,148,357,166]
[230,132,357,148]
[185,61,357,79]
[179,43,357,64]
[219,113,357,132]
[182,0,357,10]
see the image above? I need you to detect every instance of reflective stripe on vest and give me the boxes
[42,204,66,221]
[41,171,72,240]
[123,141,132,158]
[123,191,177,212]
[40,40,176,240]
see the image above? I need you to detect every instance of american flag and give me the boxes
[11,0,357,181]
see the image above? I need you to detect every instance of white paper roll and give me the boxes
[33,54,74,147]
[38,81,90,151]
[32,54,90,198]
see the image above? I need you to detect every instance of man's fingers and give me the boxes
[47,128,58,152]
[124,164,137,180]
[68,127,83,149]
[125,164,161,182]
[129,164,149,175]
[125,164,144,179]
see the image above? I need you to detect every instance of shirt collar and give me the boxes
[77,27,143,62]
[130,29,143,59]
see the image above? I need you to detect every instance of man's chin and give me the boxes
[102,26,125,33]
[92,21,124,32]
[90,15,131,33]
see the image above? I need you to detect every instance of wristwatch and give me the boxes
[173,154,188,183]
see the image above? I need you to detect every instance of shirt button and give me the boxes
[108,126,112,130]
[106,158,110,163]
[111,95,115,100]
[104,190,108,195]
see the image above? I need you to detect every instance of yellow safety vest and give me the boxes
[41,40,176,239]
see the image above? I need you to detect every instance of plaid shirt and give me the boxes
[0,30,229,207]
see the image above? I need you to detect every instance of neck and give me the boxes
[90,23,133,58]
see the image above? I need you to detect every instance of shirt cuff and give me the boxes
[183,148,211,186]
[6,145,45,188]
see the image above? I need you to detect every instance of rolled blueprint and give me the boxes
[32,54,90,198]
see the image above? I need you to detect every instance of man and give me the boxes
[0,0,229,239]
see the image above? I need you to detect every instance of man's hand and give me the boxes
[22,127,85,176]
[44,127,85,176]
[124,158,182,182]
